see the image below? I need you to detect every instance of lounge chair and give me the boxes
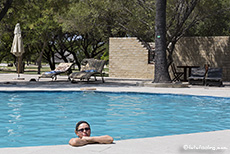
[69,58,105,83]
[205,68,223,87]
[38,63,74,81]
[188,67,207,85]
[171,63,184,82]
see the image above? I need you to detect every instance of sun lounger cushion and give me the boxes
[44,70,61,75]
[54,63,73,72]
[69,59,105,83]
[38,63,73,80]
[205,68,223,87]
[188,67,206,85]
[82,70,97,72]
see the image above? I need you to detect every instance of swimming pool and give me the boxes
[0,91,230,148]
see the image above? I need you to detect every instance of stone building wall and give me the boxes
[109,36,230,81]
[109,37,154,79]
[173,36,230,81]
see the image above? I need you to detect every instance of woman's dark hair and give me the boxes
[75,121,90,131]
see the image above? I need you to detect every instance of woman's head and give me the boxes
[75,121,91,138]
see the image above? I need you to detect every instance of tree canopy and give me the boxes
[0,0,229,76]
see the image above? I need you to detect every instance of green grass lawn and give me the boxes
[0,65,109,76]
[0,65,53,74]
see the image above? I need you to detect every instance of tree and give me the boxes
[59,0,127,62]
[23,1,62,73]
[166,0,200,66]
[165,0,230,67]
[114,0,230,81]
[186,0,230,36]
[1,0,229,77]
[0,0,13,22]
[154,0,171,83]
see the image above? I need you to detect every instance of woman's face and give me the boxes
[76,123,91,138]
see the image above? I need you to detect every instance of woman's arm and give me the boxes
[69,138,88,147]
[83,135,114,144]
[69,135,113,147]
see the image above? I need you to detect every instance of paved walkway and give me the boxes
[1,130,229,154]
[0,73,230,154]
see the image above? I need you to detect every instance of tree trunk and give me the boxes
[37,52,43,74]
[153,0,171,83]
[37,42,47,74]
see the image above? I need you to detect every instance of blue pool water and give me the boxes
[0,91,230,148]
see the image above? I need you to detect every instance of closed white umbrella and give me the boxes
[10,23,25,78]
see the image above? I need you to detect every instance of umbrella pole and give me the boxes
[17,57,20,78]
[13,56,24,80]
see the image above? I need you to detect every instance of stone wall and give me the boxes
[109,36,230,81]
[173,36,230,81]
[109,37,154,79]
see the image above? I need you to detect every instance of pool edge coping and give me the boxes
[0,129,229,154]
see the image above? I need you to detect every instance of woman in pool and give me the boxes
[69,121,114,147]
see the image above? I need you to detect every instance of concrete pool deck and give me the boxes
[0,73,230,154]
